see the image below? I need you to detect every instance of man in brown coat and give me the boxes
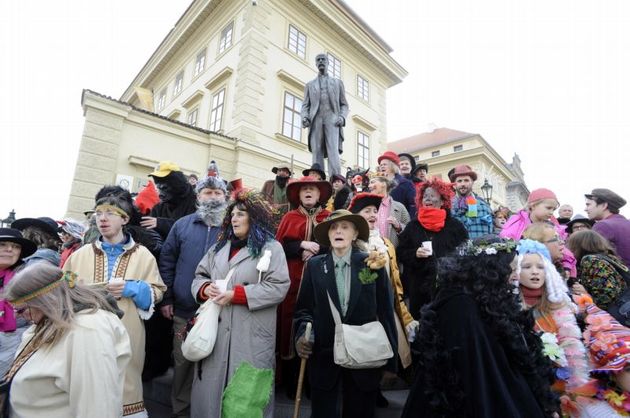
[261,161,292,214]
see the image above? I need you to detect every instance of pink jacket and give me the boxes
[0,268,17,332]
[499,210,576,277]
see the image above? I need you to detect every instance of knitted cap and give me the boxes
[196,161,227,194]
[528,188,559,205]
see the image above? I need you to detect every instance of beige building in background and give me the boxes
[66,0,406,217]
[388,128,530,211]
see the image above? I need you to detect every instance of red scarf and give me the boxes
[521,286,543,306]
[418,207,447,232]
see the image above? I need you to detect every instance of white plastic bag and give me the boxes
[181,268,235,362]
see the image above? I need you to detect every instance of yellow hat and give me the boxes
[149,161,181,178]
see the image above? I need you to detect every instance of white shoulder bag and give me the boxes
[182,268,235,362]
[326,291,393,369]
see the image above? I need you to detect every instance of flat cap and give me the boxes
[585,188,627,210]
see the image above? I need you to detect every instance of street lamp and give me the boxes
[480,179,493,202]
[1,210,16,228]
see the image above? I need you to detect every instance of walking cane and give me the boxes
[293,322,312,418]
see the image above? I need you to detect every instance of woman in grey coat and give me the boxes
[190,190,290,418]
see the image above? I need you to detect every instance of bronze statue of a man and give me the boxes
[301,53,349,177]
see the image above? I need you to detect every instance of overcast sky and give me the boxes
[1,0,629,221]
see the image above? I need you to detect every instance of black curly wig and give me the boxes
[412,235,559,417]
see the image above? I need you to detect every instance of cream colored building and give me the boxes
[388,128,530,211]
[66,0,406,217]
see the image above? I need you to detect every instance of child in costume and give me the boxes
[517,239,591,407]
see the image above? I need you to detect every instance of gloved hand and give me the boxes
[406,320,419,342]
[296,335,313,359]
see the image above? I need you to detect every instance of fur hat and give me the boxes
[313,210,369,246]
[448,164,477,182]
[195,160,228,194]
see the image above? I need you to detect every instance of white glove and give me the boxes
[406,320,419,342]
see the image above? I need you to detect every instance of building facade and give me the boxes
[388,128,530,211]
[66,0,406,217]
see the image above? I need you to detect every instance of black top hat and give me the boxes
[11,217,60,238]
[302,163,327,181]
[0,228,37,259]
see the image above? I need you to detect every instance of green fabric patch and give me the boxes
[222,362,274,418]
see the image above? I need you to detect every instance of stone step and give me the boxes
[144,368,409,418]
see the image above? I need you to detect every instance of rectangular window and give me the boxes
[357,131,369,169]
[193,48,207,77]
[173,71,184,96]
[327,53,341,79]
[209,89,225,131]
[187,108,199,127]
[357,75,369,101]
[288,25,306,59]
[431,150,440,157]
[219,22,233,54]
[156,88,167,111]
[453,145,463,152]
[282,91,303,141]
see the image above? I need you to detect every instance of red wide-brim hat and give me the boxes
[286,176,333,207]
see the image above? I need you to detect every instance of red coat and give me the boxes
[275,207,330,358]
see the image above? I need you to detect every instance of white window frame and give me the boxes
[357,131,369,169]
[288,25,306,59]
[173,71,184,96]
[156,88,167,111]
[218,21,234,54]
[431,150,440,157]
[193,48,207,77]
[357,75,369,101]
[282,91,303,141]
[327,52,341,79]
[187,107,199,127]
[209,88,226,131]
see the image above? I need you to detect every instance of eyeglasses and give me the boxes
[0,242,21,251]
[545,237,565,244]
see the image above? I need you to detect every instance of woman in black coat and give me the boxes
[397,177,468,318]
[402,236,559,417]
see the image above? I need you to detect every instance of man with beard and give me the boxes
[158,170,228,418]
[261,161,293,214]
[275,176,332,399]
[140,161,198,240]
[449,164,493,238]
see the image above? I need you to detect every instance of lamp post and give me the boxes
[1,210,16,228]
[480,179,493,203]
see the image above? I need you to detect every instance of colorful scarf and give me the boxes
[298,205,323,241]
[454,195,478,217]
[418,207,447,232]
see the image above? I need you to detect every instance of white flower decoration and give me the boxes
[485,248,497,255]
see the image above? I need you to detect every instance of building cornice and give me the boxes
[121,0,225,102]
[121,0,406,101]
